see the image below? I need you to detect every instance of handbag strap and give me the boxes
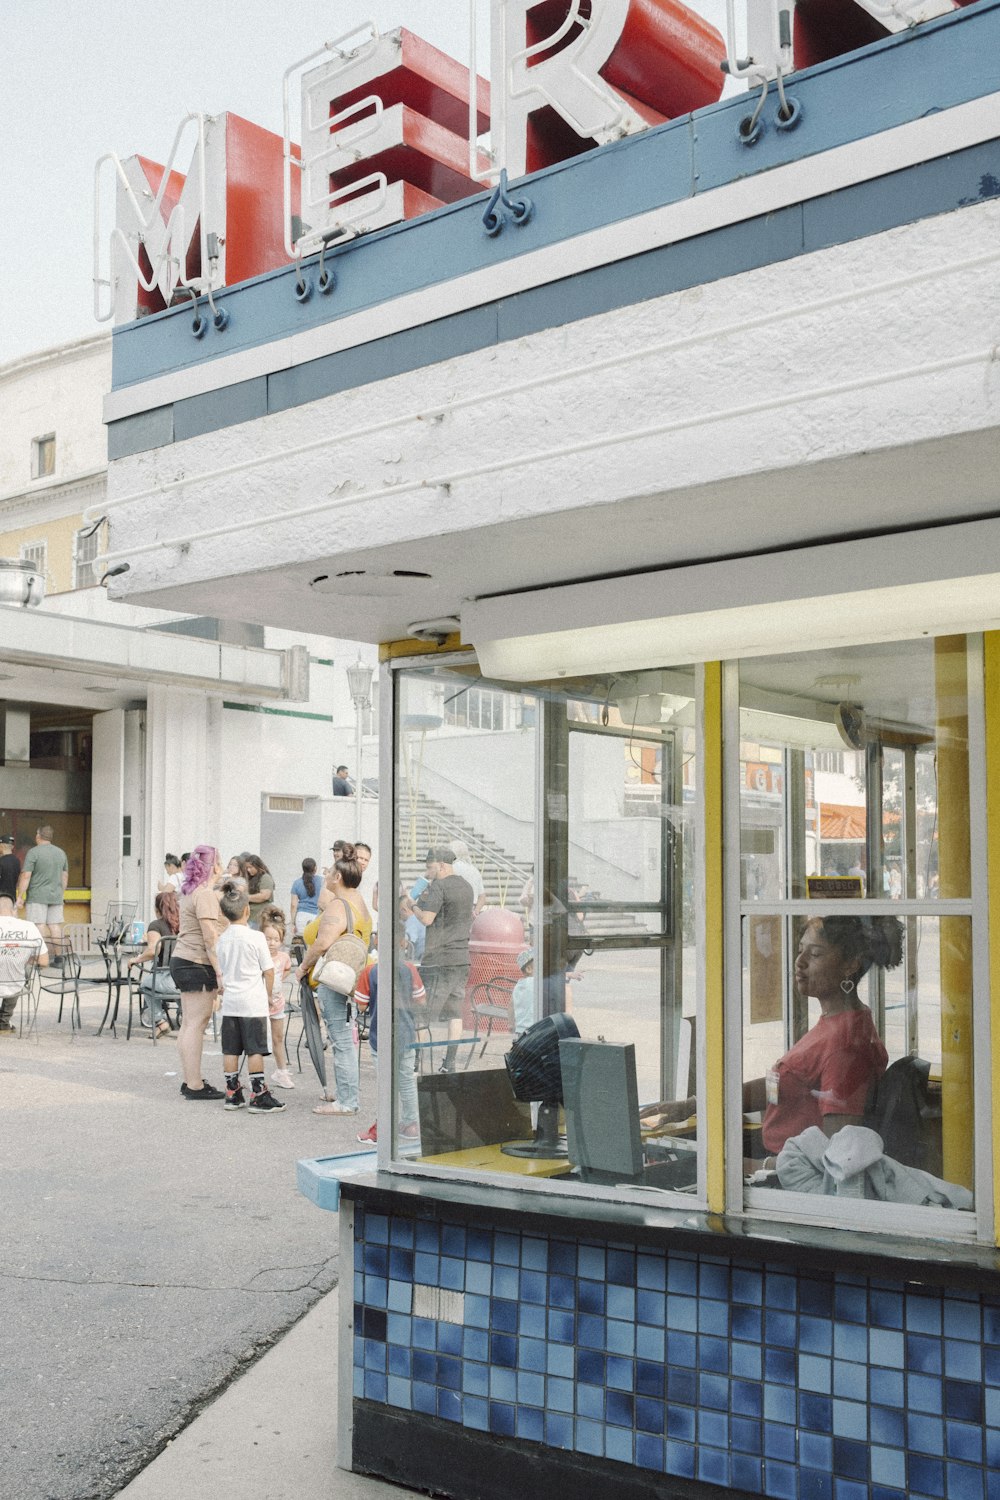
[340,897,357,937]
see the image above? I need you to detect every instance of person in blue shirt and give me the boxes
[289,857,323,937]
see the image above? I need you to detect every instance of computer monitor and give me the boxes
[559,1038,644,1185]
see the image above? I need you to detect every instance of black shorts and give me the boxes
[169,958,218,993]
[423,965,469,1022]
[220,1014,270,1058]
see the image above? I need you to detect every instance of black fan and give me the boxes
[502,1013,580,1159]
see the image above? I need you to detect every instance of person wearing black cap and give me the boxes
[403,847,473,1073]
[0,835,20,903]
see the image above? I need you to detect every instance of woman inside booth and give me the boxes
[751,913,902,1155]
[643,914,903,1153]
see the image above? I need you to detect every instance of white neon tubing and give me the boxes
[89,242,1000,527]
[96,344,998,570]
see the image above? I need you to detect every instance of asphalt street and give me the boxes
[0,987,376,1500]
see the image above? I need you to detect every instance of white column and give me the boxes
[144,687,224,907]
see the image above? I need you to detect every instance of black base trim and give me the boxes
[353,1400,758,1500]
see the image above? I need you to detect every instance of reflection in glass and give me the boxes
[392,662,698,1192]
[739,638,968,903]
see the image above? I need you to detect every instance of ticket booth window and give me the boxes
[735,636,979,1221]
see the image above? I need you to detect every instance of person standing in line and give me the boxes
[0,894,48,1033]
[244,856,275,927]
[332,765,352,796]
[215,880,285,1114]
[157,855,184,894]
[0,835,20,903]
[295,843,372,1116]
[170,845,227,1101]
[450,840,486,917]
[403,847,474,1074]
[15,825,69,950]
[289,858,322,937]
[262,914,294,1090]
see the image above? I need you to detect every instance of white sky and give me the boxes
[0,0,730,366]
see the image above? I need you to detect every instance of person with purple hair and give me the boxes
[170,844,226,1100]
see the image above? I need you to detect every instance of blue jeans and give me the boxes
[317,984,360,1111]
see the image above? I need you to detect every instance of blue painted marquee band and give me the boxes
[107,137,1000,462]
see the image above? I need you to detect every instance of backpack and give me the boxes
[864,1056,941,1175]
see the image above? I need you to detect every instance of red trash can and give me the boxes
[462,907,526,1037]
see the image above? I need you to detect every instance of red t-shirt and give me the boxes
[761,1005,887,1154]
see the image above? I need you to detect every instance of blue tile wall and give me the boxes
[353,1206,1000,1500]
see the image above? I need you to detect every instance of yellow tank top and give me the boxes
[303,898,372,988]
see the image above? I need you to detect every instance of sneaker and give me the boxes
[357,1121,378,1143]
[398,1122,420,1139]
[436,1062,454,1075]
[248,1089,286,1113]
[180,1080,225,1101]
[270,1068,294,1090]
[224,1086,247,1110]
[0,1021,16,1034]
[313,1100,358,1115]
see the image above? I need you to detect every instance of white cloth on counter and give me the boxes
[776,1125,973,1209]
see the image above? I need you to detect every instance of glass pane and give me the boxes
[741,910,974,1211]
[739,638,970,901]
[393,662,699,1194]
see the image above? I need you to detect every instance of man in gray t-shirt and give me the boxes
[406,847,474,1073]
[16,825,69,945]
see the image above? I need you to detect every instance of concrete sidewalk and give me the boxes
[117,1290,405,1499]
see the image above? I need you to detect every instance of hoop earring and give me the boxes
[840,978,854,995]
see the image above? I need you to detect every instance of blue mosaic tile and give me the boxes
[667,1404,696,1442]
[545,1410,573,1448]
[548,1273,574,1308]
[638,1289,666,1325]
[465,1261,491,1295]
[800,1435,834,1471]
[608,1285,636,1321]
[465,1227,490,1261]
[909,1294,945,1336]
[605,1423,634,1464]
[577,1244,605,1280]
[636,1324,665,1362]
[492,1265,519,1300]
[799,1392,833,1433]
[386,1374,411,1408]
[521,1392,542,1440]
[665,1438,696,1478]
[464,1394,488,1429]
[494,1232,520,1266]
[910,1453,947,1497]
[518,1335,546,1371]
[731,1415,762,1454]
[733,1342,764,1381]
[637,1253,666,1291]
[352,1216,1000,1500]
[547,1240,577,1276]
[801,1469,833,1500]
[833,1400,868,1440]
[635,1432,665,1471]
[489,1400,515,1436]
[667,1256,698,1294]
[763,1421,796,1462]
[547,1375,574,1412]
[490,1333,516,1368]
[607,1320,636,1356]
[576,1417,604,1456]
[763,1457,798,1499]
[700,1335,729,1373]
[698,1444,730,1485]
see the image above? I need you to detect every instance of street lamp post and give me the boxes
[346,657,375,840]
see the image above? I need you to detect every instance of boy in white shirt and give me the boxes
[215,880,285,1114]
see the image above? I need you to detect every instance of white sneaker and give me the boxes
[270,1069,294,1090]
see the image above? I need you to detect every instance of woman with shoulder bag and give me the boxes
[295,843,372,1115]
